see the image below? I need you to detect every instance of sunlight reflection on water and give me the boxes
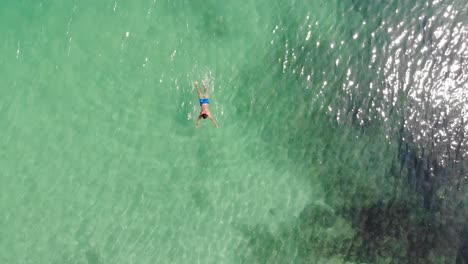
[380,2,467,162]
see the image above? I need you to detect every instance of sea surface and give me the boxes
[1,0,467,263]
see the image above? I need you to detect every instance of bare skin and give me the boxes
[195,80,219,128]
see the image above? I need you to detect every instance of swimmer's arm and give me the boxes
[196,116,202,128]
[209,116,219,128]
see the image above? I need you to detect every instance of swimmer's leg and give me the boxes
[195,82,202,99]
[202,80,209,98]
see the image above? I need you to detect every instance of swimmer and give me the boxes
[195,80,219,128]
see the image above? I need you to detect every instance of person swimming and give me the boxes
[195,80,219,128]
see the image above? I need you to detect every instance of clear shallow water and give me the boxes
[0,0,467,263]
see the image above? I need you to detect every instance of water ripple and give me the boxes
[378,1,468,162]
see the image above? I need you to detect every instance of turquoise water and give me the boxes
[1,0,467,263]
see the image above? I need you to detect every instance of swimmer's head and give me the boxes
[201,114,208,119]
